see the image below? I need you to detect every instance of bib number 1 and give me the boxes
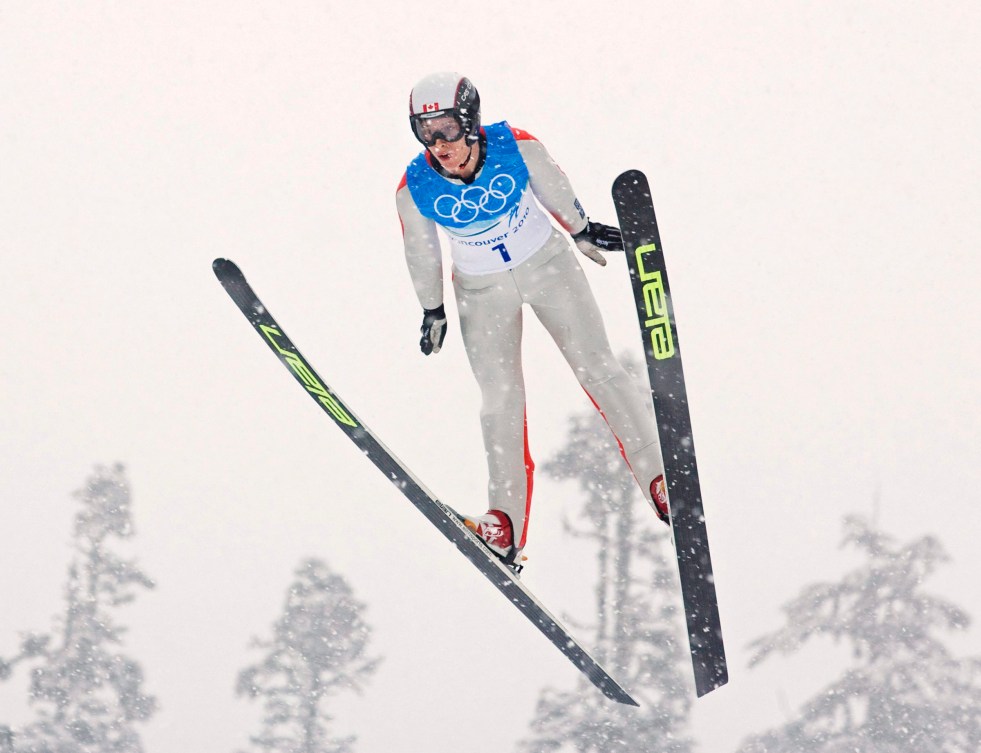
[492,243,511,263]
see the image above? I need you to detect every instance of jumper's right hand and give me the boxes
[420,305,447,355]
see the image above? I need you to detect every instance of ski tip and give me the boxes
[212,258,242,280]
[613,168,648,192]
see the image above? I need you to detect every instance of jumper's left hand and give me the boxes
[572,220,624,266]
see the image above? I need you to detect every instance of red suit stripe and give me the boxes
[509,127,538,142]
[519,408,535,549]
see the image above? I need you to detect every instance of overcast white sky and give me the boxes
[2,2,979,751]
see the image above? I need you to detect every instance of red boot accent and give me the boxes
[650,475,670,525]
[463,510,514,555]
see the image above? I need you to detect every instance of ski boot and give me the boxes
[461,510,526,574]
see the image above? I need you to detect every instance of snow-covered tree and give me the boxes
[236,558,380,753]
[0,725,15,753]
[520,361,694,753]
[737,515,981,753]
[0,463,156,753]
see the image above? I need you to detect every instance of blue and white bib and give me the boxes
[406,121,553,275]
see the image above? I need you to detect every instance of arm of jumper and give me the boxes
[397,180,444,310]
[517,135,589,236]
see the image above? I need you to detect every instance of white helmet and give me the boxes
[408,72,481,146]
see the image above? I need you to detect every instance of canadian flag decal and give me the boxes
[422,102,440,113]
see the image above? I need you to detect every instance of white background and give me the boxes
[2,2,979,751]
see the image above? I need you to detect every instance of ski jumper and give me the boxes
[397,122,665,552]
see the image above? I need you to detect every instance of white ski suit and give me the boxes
[397,122,664,551]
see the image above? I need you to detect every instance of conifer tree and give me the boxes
[737,516,981,753]
[0,464,156,753]
[236,558,379,753]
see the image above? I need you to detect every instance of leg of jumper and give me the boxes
[453,268,533,551]
[520,240,665,504]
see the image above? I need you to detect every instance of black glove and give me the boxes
[572,220,624,266]
[419,304,447,355]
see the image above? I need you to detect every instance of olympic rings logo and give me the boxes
[434,174,517,223]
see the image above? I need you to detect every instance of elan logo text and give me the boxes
[260,325,358,427]
[634,243,675,361]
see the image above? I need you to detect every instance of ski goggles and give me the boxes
[411,112,466,147]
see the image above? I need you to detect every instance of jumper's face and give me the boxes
[428,133,475,177]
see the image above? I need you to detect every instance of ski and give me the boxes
[212,258,637,707]
[612,170,728,697]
